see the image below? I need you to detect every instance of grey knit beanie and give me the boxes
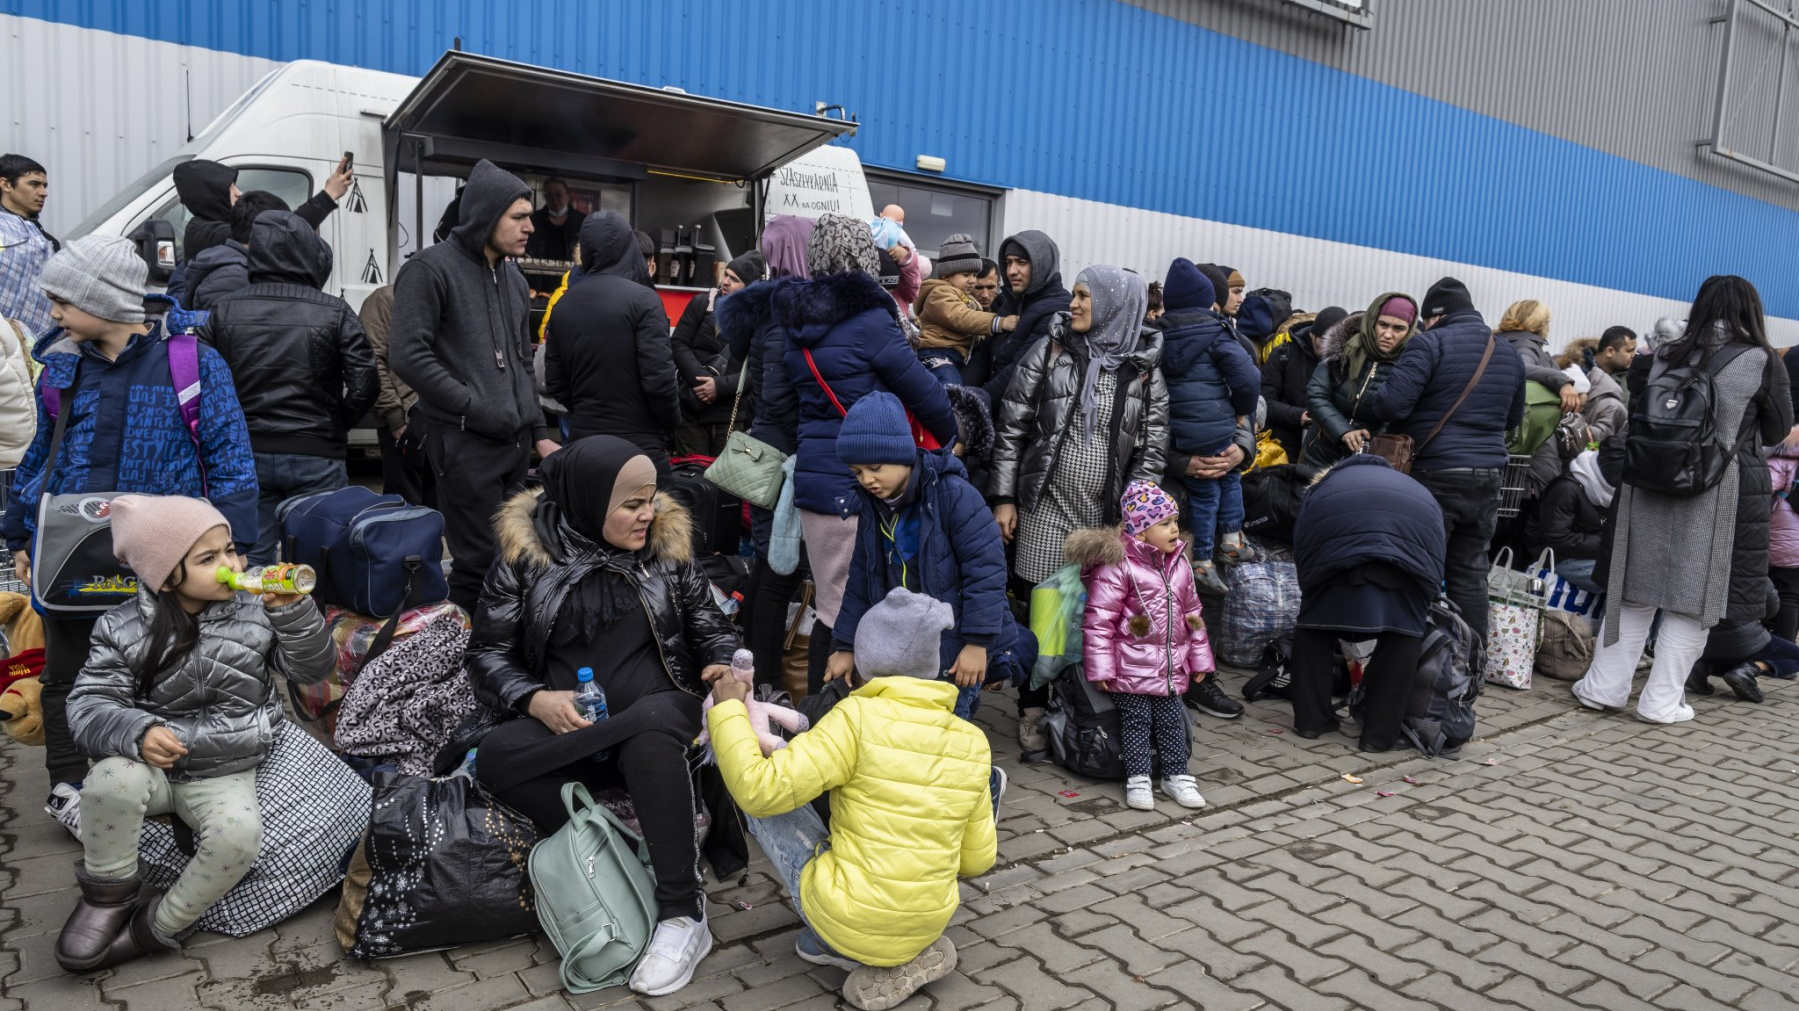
[38,235,147,324]
[933,234,982,279]
[855,587,954,680]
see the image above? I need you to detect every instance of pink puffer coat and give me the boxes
[1769,452,1799,570]
[1068,527,1215,696]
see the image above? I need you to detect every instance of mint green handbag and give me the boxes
[704,359,789,509]
[528,783,658,993]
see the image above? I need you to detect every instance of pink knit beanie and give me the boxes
[108,495,231,593]
[1120,480,1180,536]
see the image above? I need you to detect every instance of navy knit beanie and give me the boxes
[1421,276,1475,318]
[1238,295,1280,340]
[837,391,917,465]
[1162,257,1215,313]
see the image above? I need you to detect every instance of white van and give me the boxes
[71,51,873,313]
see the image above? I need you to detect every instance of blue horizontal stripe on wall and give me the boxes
[10,0,1799,318]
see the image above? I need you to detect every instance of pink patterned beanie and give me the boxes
[1120,480,1180,536]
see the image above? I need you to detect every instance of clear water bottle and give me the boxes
[574,666,609,762]
[449,748,477,781]
[731,648,754,683]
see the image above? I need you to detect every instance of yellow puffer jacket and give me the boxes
[708,677,995,966]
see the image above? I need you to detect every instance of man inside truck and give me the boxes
[525,176,584,263]
[391,159,560,612]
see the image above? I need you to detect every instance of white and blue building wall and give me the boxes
[7,0,1797,346]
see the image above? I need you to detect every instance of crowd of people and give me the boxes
[1,148,1795,1009]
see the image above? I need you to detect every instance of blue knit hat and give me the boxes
[836,391,917,465]
[1238,295,1280,339]
[1162,257,1215,313]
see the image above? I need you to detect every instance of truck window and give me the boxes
[149,167,316,263]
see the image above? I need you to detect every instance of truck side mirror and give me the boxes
[128,219,178,285]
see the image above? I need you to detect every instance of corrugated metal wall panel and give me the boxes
[3,15,279,235]
[9,2,1799,319]
[1127,0,1799,211]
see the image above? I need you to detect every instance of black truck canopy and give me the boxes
[383,51,856,185]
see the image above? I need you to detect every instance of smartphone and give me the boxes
[341,151,354,173]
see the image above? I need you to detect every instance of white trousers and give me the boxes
[1573,603,1703,723]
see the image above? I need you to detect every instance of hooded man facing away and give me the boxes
[390,159,558,611]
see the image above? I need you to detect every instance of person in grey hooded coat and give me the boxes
[391,159,558,610]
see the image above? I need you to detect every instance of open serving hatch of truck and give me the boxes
[382,50,860,285]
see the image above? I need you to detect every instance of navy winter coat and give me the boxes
[1366,309,1526,470]
[716,280,789,452]
[832,449,1015,672]
[1158,308,1260,455]
[769,271,956,515]
[1293,455,1445,599]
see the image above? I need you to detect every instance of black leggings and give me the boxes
[490,729,703,922]
[1290,628,1423,751]
[40,615,98,786]
[1771,567,1799,643]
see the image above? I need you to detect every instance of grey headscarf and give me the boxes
[807,213,881,278]
[1071,265,1149,440]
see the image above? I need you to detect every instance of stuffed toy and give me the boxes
[0,591,44,653]
[700,648,809,756]
[0,648,45,746]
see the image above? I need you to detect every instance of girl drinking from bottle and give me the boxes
[464,435,740,997]
[56,495,332,972]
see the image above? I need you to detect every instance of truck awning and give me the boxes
[384,51,856,183]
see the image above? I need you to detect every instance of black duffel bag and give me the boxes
[1041,671,1186,782]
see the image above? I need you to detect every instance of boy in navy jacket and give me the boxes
[824,392,1034,718]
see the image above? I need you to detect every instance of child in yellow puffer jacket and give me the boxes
[707,587,997,1011]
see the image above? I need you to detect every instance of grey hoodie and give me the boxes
[390,159,548,442]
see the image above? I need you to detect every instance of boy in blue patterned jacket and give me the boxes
[2,234,257,835]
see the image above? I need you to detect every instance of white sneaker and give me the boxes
[627,914,712,996]
[1124,775,1154,811]
[46,782,82,841]
[1161,774,1206,809]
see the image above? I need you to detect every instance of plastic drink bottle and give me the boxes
[574,667,609,762]
[217,563,318,595]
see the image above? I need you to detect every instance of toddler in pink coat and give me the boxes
[1067,480,1212,811]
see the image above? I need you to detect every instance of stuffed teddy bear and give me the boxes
[700,648,809,756]
[0,655,44,746]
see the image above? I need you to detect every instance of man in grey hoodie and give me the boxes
[391,159,558,610]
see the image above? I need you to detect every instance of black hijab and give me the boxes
[537,436,659,643]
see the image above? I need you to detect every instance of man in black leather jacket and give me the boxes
[200,209,378,563]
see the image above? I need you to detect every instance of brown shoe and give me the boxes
[54,863,141,973]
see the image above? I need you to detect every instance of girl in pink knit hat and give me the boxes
[1064,480,1213,812]
[53,494,332,973]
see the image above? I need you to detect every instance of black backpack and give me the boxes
[1623,344,1755,497]
[1346,597,1482,757]
[1041,672,1185,781]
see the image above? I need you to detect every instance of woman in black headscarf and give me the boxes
[466,436,738,995]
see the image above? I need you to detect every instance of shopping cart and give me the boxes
[1494,454,1533,519]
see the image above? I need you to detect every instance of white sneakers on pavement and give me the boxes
[46,782,82,841]
[1161,774,1206,809]
[1124,775,1154,810]
[627,914,712,996]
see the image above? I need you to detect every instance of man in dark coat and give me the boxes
[1291,455,1445,750]
[180,189,289,311]
[544,211,681,479]
[1366,277,1526,645]
[982,230,1071,400]
[170,156,352,265]
[201,209,379,564]
[391,159,557,611]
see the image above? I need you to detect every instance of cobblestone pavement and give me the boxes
[5,667,1798,1011]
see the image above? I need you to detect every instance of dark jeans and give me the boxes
[40,615,98,785]
[488,728,703,922]
[1771,567,1799,643]
[378,426,437,508]
[1290,627,1422,751]
[1414,467,1504,644]
[253,452,349,565]
[430,425,530,613]
[918,347,966,386]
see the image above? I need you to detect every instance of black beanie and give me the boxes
[1196,263,1231,310]
[726,250,765,285]
[1421,277,1475,318]
[1311,306,1349,341]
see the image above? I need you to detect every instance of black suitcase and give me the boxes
[665,462,741,556]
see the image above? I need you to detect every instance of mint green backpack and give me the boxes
[528,783,658,993]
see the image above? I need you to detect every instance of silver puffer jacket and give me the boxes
[990,317,1169,514]
[67,591,333,780]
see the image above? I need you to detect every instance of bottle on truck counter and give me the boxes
[217,563,318,595]
[574,666,609,762]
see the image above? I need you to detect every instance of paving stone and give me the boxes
[968,954,1097,1010]
[407,974,535,1011]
